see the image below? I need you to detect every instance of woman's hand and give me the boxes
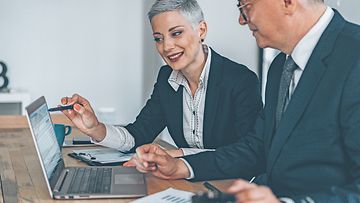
[61,94,106,141]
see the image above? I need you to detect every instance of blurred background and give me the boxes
[0,0,359,125]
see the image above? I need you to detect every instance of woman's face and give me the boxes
[151,11,206,71]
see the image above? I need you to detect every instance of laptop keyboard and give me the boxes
[68,168,112,194]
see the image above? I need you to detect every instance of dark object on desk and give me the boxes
[192,191,235,203]
[0,61,9,91]
[72,136,92,144]
[63,136,95,147]
[204,181,223,194]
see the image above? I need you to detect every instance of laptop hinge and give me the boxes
[54,169,69,192]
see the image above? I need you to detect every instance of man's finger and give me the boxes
[132,154,157,171]
[136,144,160,160]
[235,187,272,203]
[140,152,170,166]
[228,179,257,193]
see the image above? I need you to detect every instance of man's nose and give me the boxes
[238,14,248,25]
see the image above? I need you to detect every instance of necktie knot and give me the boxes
[283,56,298,74]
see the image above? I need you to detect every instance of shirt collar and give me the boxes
[168,45,212,91]
[291,6,334,70]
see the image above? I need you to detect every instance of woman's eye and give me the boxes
[154,37,163,43]
[172,31,183,37]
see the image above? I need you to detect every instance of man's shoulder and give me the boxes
[331,21,360,59]
[341,21,360,46]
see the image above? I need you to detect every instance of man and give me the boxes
[129,0,360,202]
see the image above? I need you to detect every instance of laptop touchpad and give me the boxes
[114,174,144,184]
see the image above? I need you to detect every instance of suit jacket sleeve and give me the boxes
[290,58,360,202]
[184,109,267,181]
[232,69,263,141]
[124,67,169,151]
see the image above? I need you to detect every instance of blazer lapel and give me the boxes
[203,49,223,147]
[168,86,189,147]
[267,11,345,172]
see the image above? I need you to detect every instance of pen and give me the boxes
[249,176,256,183]
[48,104,75,112]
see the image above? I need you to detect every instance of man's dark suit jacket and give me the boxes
[185,11,360,202]
[125,48,262,151]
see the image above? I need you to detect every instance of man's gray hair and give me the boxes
[310,0,325,3]
[148,0,204,28]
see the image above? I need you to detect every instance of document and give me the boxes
[131,188,193,203]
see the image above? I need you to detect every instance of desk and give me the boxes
[0,115,234,203]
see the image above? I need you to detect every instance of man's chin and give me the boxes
[255,38,265,48]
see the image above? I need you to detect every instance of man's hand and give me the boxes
[228,179,280,203]
[124,144,190,179]
[166,149,184,157]
[61,94,106,141]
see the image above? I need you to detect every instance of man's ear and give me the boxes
[283,0,297,15]
[198,21,208,42]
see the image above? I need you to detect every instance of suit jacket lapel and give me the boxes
[264,53,286,152]
[203,49,223,147]
[267,11,345,172]
[168,86,189,147]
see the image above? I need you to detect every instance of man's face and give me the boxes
[151,11,205,71]
[238,0,286,49]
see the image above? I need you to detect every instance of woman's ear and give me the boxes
[198,21,208,42]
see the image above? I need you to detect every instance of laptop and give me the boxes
[26,96,147,199]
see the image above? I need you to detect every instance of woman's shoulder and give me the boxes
[156,65,173,80]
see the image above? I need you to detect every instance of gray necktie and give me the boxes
[275,55,298,127]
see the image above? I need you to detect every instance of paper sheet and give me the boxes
[131,188,194,203]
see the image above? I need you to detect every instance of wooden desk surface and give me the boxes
[0,116,234,203]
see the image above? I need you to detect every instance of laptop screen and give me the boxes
[26,96,62,181]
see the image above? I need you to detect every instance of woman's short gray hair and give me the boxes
[148,0,204,28]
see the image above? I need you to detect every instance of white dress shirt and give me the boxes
[288,7,334,99]
[94,45,215,156]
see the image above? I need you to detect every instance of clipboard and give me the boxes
[68,148,134,166]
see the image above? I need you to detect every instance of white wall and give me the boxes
[0,0,144,124]
[198,0,258,74]
[327,0,360,23]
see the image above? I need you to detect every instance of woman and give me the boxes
[61,0,262,157]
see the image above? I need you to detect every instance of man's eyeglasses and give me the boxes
[237,0,252,22]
